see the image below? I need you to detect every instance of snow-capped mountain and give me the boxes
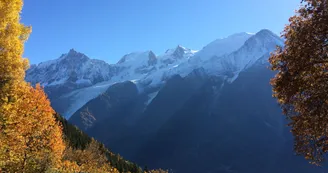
[201,29,284,80]
[26,30,277,91]
[48,46,199,118]
[108,45,199,89]
[160,45,198,65]
[25,49,118,99]
[195,32,254,61]
[159,29,283,83]
[26,49,116,87]
[24,29,323,173]
[112,51,158,84]
[25,29,283,119]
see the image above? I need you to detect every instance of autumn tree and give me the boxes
[1,84,65,172]
[149,169,169,173]
[0,0,173,172]
[61,139,119,173]
[0,0,65,172]
[269,0,328,165]
[0,0,30,84]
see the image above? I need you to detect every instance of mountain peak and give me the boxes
[244,29,283,47]
[148,51,157,66]
[196,32,253,60]
[255,29,277,38]
[67,48,78,56]
[61,49,90,63]
[164,45,185,55]
[228,32,254,38]
[172,45,187,58]
[67,48,82,57]
[117,51,156,66]
[69,48,77,53]
[176,45,186,50]
[25,49,114,90]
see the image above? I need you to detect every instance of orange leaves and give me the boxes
[61,139,116,173]
[0,0,65,171]
[0,0,160,172]
[0,0,30,84]
[269,0,328,165]
[0,82,65,172]
[149,169,169,173]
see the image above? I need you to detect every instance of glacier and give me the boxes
[26,29,283,119]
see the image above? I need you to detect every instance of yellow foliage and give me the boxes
[0,0,31,84]
[0,1,164,172]
[60,139,119,173]
[149,169,169,173]
[0,0,65,172]
[57,160,81,173]
[0,83,65,172]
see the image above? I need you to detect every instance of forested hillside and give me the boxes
[0,1,166,172]
[55,113,145,173]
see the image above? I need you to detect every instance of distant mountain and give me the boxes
[24,29,326,172]
[25,49,118,99]
[195,32,253,61]
[200,29,284,80]
[26,30,278,118]
[69,63,323,173]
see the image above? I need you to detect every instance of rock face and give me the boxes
[69,81,141,130]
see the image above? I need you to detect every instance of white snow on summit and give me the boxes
[195,32,254,61]
[26,49,115,87]
[26,29,284,119]
[201,29,284,79]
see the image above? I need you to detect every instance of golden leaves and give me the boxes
[0,0,163,172]
[149,169,169,173]
[269,0,328,165]
[0,0,65,172]
[60,139,117,173]
[0,0,30,84]
[0,82,66,172]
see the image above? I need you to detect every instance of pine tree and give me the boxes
[269,0,328,165]
[144,165,149,173]
[132,163,140,173]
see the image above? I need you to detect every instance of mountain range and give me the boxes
[25,29,324,173]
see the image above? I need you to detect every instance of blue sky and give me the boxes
[22,0,300,64]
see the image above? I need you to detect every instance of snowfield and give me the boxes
[26,29,283,119]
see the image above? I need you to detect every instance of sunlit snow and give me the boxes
[26,30,284,119]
